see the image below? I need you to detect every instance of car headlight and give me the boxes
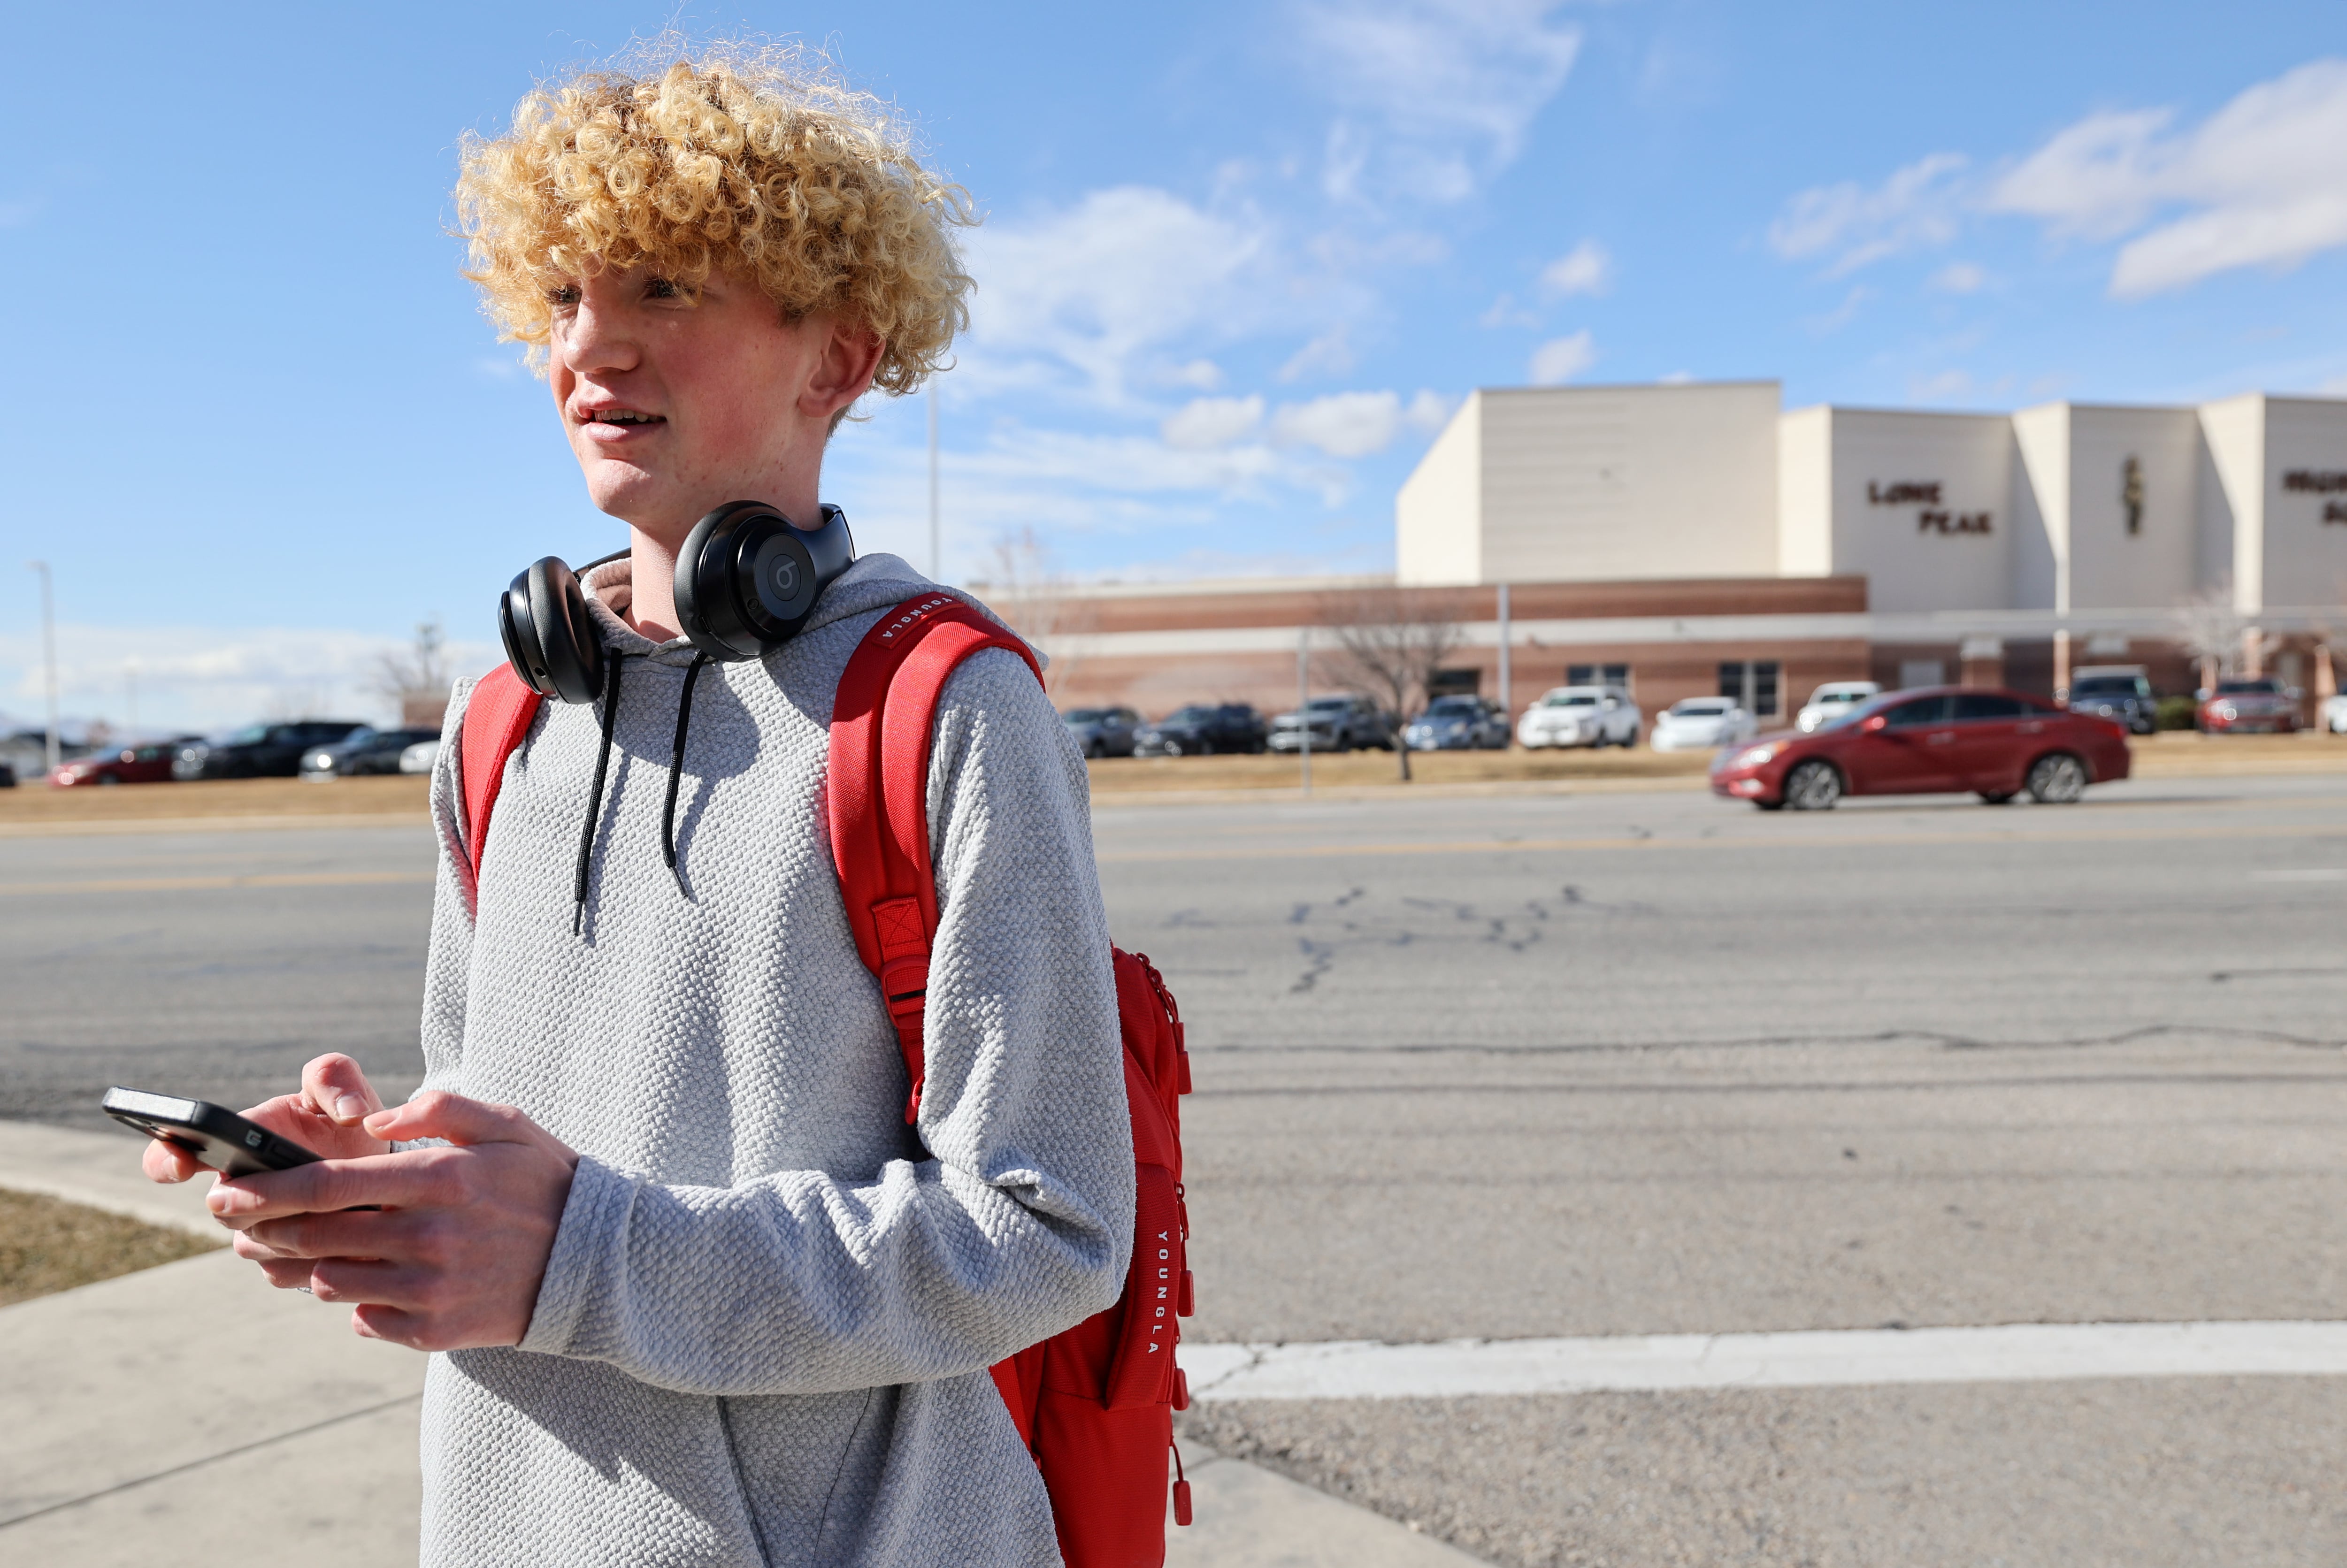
[1725,742,1780,771]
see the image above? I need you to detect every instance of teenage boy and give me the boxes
[144,51,1134,1567]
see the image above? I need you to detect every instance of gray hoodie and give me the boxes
[414,552,1134,1567]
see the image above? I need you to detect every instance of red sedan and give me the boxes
[51,743,180,786]
[2197,678,2299,734]
[1710,687,2130,811]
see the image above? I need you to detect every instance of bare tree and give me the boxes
[978,527,1092,696]
[2171,581,2243,692]
[1322,589,1466,780]
[373,619,452,728]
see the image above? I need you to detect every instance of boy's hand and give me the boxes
[139,1053,391,1186]
[209,1091,581,1353]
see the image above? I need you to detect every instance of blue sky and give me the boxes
[7,0,2346,733]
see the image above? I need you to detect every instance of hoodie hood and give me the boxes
[575,550,1045,670]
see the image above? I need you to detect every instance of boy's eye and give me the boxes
[645,277,680,300]
[547,284,581,307]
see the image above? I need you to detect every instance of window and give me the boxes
[1954,694,2027,720]
[1880,694,1952,728]
[1717,661,1782,717]
[1567,663,1630,690]
[1427,667,1480,697]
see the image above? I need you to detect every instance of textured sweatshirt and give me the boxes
[412,551,1134,1567]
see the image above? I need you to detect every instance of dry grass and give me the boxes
[0,775,430,828]
[0,1188,222,1307]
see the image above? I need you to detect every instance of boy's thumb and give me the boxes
[364,1090,529,1148]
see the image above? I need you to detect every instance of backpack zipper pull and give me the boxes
[1171,1442,1193,1527]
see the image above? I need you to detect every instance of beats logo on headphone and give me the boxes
[499,501,856,702]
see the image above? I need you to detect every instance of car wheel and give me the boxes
[2026,752,2087,803]
[1754,798,1786,812]
[99,774,120,787]
[1978,791,2014,806]
[1085,740,1104,759]
[1783,759,1842,811]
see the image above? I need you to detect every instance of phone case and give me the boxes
[101,1087,323,1177]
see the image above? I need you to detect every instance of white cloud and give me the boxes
[1528,330,1596,385]
[1657,370,1695,385]
[1538,238,1612,297]
[1296,0,1581,203]
[1909,369,1974,404]
[961,186,1275,406]
[1163,359,1225,391]
[1768,152,1968,276]
[1479,291,1538,329]
[1928,261,1987,294]
[1988,58,2347,298]
[1278,323,1358,383]
[1272,390,1408,459]
[1162,395,1266,451]
[1803,284,1872,336]
[1403,389,1456,434]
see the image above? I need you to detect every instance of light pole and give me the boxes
[1496,582,1511,745]
[927,379,942,581]
[27,560,58,776]
[1296,626,1312,796]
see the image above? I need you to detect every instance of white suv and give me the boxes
[1795,681,1881,733]
[1518,686,1641,749]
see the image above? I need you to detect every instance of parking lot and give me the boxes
[6,771,2346,1563]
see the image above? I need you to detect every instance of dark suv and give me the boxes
[1061,706,1143,759]
[176,720,369,780]
[299,726,443,778]
[1268,695,1395,753]
[1132,704,1267,757]
[2066,666,2157,735]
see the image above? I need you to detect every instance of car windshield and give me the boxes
[221,725,270,745]
[2071,677,2144,697]
[339,727,378,746]
[1425,697,1479,715]
[1811,688,1872,705]
[1305,697,1351,711]
[1063,709,1108,724]
[1166,706,1216,723]
[2216,680,2277,694]
[1540,691,1600,708]
[1670,700,1731,716]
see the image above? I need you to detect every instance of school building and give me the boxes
[1027,381,2347,724]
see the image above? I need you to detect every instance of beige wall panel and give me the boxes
[2255,396,2347,611]
[1477,382,1780,583]
[2010,402,2068,611]
[2064,405,2202,611]
[2199,393,2266,610]
[1777,405,1834,577]
[1395,392,1484,586]
[1826,409,2014,612]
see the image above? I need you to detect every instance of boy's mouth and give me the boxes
[577,406,666,442]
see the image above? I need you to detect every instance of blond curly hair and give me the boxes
[457,45,974,396]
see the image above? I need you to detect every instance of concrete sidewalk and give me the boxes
[0,1120,1483,1566]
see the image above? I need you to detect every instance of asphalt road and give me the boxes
[7,771,2347,1565]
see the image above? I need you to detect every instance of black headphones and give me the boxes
[498,500,856,703]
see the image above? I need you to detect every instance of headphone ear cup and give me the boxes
[523,557,604,704]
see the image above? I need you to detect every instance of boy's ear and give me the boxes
[801,319,885,424]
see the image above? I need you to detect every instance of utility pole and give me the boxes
[927,379,942,581]
[1496,582,1511,745]
[1297,625,1312,796]
[28,560,58,776]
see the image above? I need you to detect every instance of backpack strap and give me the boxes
[827,594,1043,1122]
[458,664,545,886]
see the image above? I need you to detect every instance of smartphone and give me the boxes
[102,1086,322,1177]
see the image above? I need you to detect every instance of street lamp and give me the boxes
[26,560,58,776]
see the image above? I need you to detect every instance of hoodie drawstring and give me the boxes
[661,652,710,894]
[571,650,625,935]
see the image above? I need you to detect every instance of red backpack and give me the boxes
[459,592,1197,1567]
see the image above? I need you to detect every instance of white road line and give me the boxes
[1182,1321,2347,1401]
